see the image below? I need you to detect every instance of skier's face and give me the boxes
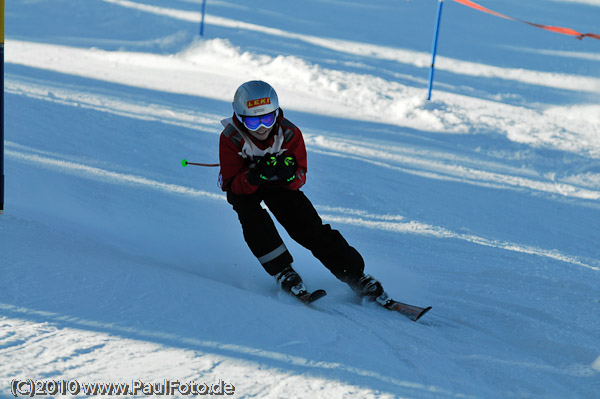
[248,124,274,141]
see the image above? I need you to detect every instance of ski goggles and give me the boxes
[241,110,277,131]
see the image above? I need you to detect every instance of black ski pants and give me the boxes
[226,186,364,281]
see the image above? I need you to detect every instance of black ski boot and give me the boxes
[348,273,385,298]
[275,266,307,296]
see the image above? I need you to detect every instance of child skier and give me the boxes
[219,80,386,300]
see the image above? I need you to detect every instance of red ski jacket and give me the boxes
[218,109,307,195]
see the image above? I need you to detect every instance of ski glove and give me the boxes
[275,154,298,185]
[248,153,278,186]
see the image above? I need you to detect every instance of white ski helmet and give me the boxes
[232,80,279,117]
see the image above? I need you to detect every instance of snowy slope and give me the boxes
[2,0,600,398]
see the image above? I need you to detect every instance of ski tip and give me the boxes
[412,306,432,322]
[307,289,327,304]
[298,289,327,305]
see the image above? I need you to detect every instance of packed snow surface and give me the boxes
[1,0,600,398]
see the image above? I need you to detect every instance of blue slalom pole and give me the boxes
[427,0,444,101]
[199,0,207,36]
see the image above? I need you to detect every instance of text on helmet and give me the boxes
[247,97,271,109]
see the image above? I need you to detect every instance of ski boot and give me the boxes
[275,265,307,296]
[349,273,432,320]
[348,273,385,300]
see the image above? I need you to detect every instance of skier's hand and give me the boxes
[276,154,298,185]
[248,153,278,185]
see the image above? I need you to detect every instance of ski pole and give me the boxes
[181,159,219,167]
[199,0,207,36]
[427,0,444,100]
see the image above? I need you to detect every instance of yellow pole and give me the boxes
[1,0,4,214]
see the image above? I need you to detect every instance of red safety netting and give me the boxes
[452,0,600,40]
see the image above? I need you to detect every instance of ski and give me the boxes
[376,293,431,322]
[294,289,327,304]
[383,299,431,321]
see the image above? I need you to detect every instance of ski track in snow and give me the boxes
[101,0,600,93]
[1,314,421,399]
[6,77,600,202]
[6,37,600,158]
[5,140,599,272]
[5,76,600,274]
